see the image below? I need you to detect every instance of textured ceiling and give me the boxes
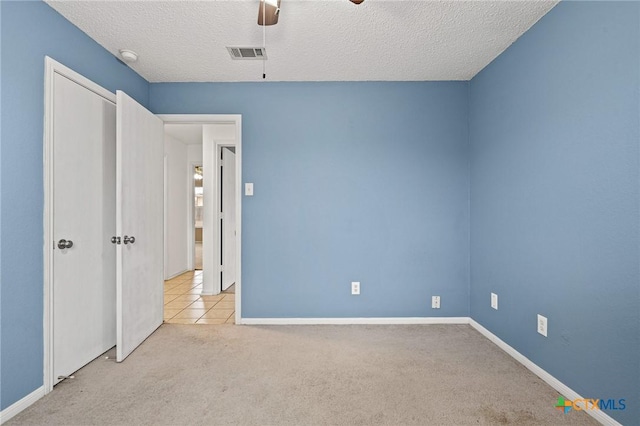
[45,0,558,82]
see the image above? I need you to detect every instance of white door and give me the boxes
[52,73,116,383]
[221,147,236,290]
[116,91,164,362]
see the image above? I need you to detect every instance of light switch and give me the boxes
[245,183,254,196]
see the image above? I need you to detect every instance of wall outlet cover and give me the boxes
[537,314,548,337]
[491,292,498,310]
[431,296,440,309]
[351,281,360,295]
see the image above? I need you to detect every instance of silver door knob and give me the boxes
[57,239,73,249]
[111,236,121,244]
[123,235,135,245]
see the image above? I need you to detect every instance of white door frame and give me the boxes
[43,56,117,393]
[157,115,242,323]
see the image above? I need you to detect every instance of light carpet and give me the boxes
[8,324,598,425]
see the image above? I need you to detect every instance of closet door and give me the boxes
[52,72,116,382]
[116,91,164,362]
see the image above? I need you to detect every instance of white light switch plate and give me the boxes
[245,183,254,196]
[491,293,498,310]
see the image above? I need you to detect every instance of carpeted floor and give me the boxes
[8,324,598,425]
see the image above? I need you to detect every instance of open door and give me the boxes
[221,147,236,291]
[116,91,164,362]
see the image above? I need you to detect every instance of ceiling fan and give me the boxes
[258,0,364,26]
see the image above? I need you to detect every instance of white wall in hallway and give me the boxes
[188,143,203,163]
[164,133,189,278]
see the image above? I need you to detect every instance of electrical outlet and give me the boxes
[537,314,548,337]
[491,293,498,310]
[431,296,440,309]
[351,281,360,295]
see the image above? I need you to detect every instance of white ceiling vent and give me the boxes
[226,47,267,60]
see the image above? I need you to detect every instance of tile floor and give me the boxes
[164,270,235,325]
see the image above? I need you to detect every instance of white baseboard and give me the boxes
[165,268,191,281]
[238,317,470,325]
[469,319,622,426]
[0,386,45,424]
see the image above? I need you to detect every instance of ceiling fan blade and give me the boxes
[258,0,281,26]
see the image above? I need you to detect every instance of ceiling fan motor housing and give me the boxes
[258,0,281,26]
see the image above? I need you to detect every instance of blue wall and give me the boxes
[0,1,149,410]
[469,2,639,425]
[150,82,471,318]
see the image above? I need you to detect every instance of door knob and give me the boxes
[111,236,121,244]
[57,239,73,249]
[123,235,135,245]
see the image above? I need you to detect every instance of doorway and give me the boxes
[159,115,243,323]
[162,143,238,324]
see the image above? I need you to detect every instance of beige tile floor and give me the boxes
[164,270,235,325]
